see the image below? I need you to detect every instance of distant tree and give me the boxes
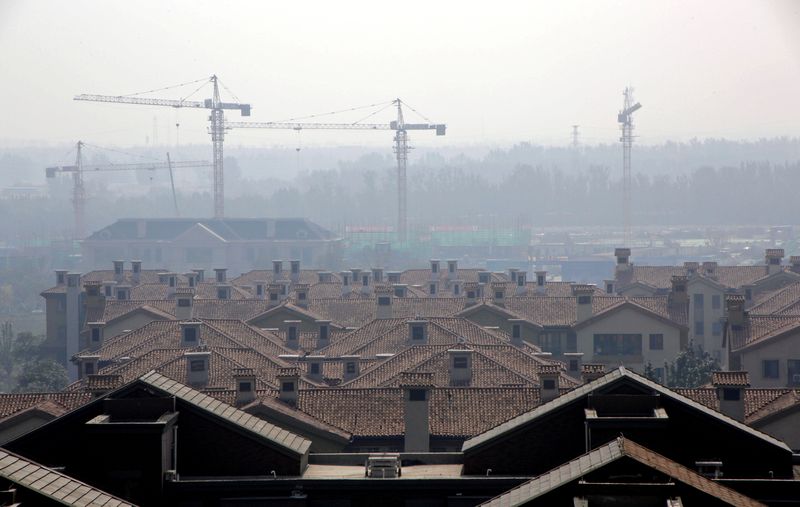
[663,343,720,388]
[643,361,665,385]
[15,360,68,392]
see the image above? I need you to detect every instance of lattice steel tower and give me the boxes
[617,87,642,245]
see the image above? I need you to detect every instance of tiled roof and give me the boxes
[0,392,93,421]
[750,281,800,314]
[0,447,138,506]
[676,387,798,423]
[621,264,771,290]
[728,314,800,351]
[292,386,540,438]
[139,371,311,456]
[712,371,750,387]
[479,436,765,507]
[304,298,465,328]
[232,269,332,287]
[399,269,508,287]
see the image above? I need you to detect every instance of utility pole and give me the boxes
[618,87,642,246]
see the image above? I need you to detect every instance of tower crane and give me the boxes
[225,99,445,243]
[618,87,642,246]
[74,75,250,218]
[46,141,212,239]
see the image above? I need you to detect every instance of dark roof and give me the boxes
[0,447,137,506]
[479,436,765,507]
[86,218,339,241]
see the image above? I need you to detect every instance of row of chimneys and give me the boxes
[615,248,800,277]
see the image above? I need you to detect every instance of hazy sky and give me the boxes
[1,0,799,149]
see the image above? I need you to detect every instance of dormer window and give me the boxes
[345,362,356,375]
[319,325,329,341]
[217,288,229,300]
[178,298,191,307]
[378,296,391,306]
[184,327,197,342]
[270,292,279,301]
[453,284,461,296]
[543,379,556,390]
[190,360,205,371]
[411,325,424,341]
[453,356,468,369]
[105,286,112,297]
[288,327,297,341]
[188,276,196,288]
[310,363,320,375]
[239,381,252,392]
[478,272,490,284]
[116,289,127,300]
[431,263,439,273]
[409,389,426,401]
[512,324,521,339]
[91,328,101,342]
[394,287,404,297]
[467,290,476,299]
[495,291,503,299]
[577,295,591,304]
[362,275,369,286]
[430,284,437,295]
[722,388,741,401]
[85,362,94,375]
[282,381,295,392]
[537,275,545,286]
[298,291,307,301]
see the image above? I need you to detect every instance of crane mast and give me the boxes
[74,75,250,219]
[618,87,642,247]
[226,98,445,245]
[73,141,86,240]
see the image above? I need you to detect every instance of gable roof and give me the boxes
[0,447,138,506]
[139,371,311,456]
[462,367,790,454]
[479,436,765,507]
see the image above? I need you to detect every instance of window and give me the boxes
[494,291,503,300]
[91,328,101,342]
[431,263,439,273]
[411,325,425,341]
[542,379,556,390]
[298,291,307,301]
[649,334,664,350]
[695,322,704,335]
[178,298,191,307]
[190,360,206,372]
[430,284,437,295]
[287,327,297,341]
[577,295,591,305]
[239,381,252,392]
[104,286,112,297]
[378,296,391,306]
[345,362,356,374]
[184,327,197,342]
[409,389,426,401]
[541,334,562,355]
[788,359,800,386]
[566,333,577,352]
[512,324,521,340]
[693,293,704,310]
[117,290,127,300]
[256,285,263,296]
[712,294,721,310]
[319,325,329,341]
[763,359,779,379]
[478,272,490,284]
[453,284,460,296]
[722,388,741,401]
[712,322,722,336]
[85,362,94,375]
[745,288,752,300]
[466,290,476,299]
[281,381,295,392]
[270,293,278,301]
[394,287,405,298]
[217,288,229,300]
[569,359,579,372]
[310,363,320,374]
[453,356,468,369]
[593,334,642,356]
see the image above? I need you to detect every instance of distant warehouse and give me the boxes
[82,217,343,273]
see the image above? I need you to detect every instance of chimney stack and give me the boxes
[254,280,267,300]
[84,280,104,315]
[430,260,440,280]
[234,368,257,406]
[515,271,527,296]
[113,260,124,282]
[306,355,325,381]
[400,372,433,452]
[614,248,631,275]
[712,371,749,422]
[684,261,699,277]
[766,248,785,275]
[376,287,393,319]
[267,283,283,306]
[290,260,301,282]
[340,271,352,296]
[572,284,595,323]
[581,363,606,383]
[131,260,142,284]
[448,349,473,386]
[174,287,195,321]
[446,260,458,279]
[55,269,68,286]
[564,352,584,378]
[342,355,360,382]
[726,295,745,327]
[538,364,561,402]
[491,282,507,306]
[273,260,283,277]
[295,283,310,308]
[185,350,211,387]
[277,367,300,406]
[284,320,300,349]
[65,272,82,382]
[316,320,331,349]
[180,321,201,347]
[669,275,688,310]
[535,270,547,295]
[702,261,718,279]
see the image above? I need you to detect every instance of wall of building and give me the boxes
[755,410,800,451]
[688,279,726,365]
[738,332,800,388]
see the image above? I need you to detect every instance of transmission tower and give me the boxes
[617,87,642,246]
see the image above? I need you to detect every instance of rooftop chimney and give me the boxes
[214,268,227,283]
[180,321,201,348]
[400,372,433,452]
[342,355,360,382]
[277,367,300,405]
[430,260,440,280]
[448,349,473,386]
[726,295,745,328]
[408,319,428,345]
[428,280,439,296]
[113,260,124,282]
[572,284,595,322]
[174,287,195,321]
[316,320,331,349]
[295,283,310,308]
[84,280,104,316]
[185,350,211,388]
[318,271,333,283]
[509,319,525,347]
[535,270,547,295]
[581,363,606,383]
[131,260,142,283]
[614,248,631,274]
[290,260,301,282]
[515,271,527,296]
[564,352,584,379]
[285,320,301,349]
[55,269,68,286]
[306,355,325,381]
[254,280,267,300]
[604,279,615,295]
[350,268,362,288]
[65,272,81,382]
[340,271,352,296]
[669,275,688,310]
[360,271,373,296]
[766,248,785,275]
[712,371,749,422]
[702,261,718,279]
[273,260,283,277]
[233,367,257,406]
[192,268,205,282]
[684,261,699,277]
[376,288,393,319]
[267,283,283,306]
[464,282,479,306]
[491,282,507,306]
[539,364,561,402]
[447,260,458,279]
